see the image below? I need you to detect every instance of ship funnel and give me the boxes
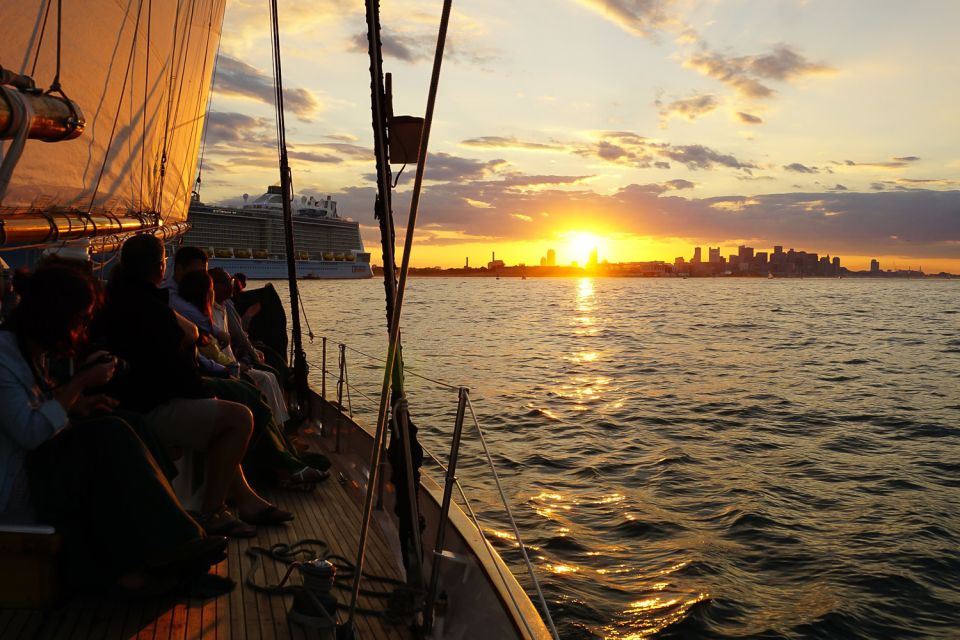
[242,193,249,203]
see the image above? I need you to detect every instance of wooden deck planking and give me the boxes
[1,453,413,640]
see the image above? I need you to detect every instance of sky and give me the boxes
[198,0,960,272]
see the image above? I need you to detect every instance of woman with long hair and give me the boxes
[0,263,228,594]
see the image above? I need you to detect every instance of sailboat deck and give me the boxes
[0,462,414,640]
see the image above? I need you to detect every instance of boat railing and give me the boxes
[307,334,560,640]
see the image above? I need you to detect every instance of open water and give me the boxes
[291,277,959,639]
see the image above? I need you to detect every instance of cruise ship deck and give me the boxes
[0,437,414,640]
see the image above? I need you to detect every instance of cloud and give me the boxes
[203,111,270,146]
[213,53,321,121]
[657,93,719,126]
[685,45,834,99]
[829,184,848,191]
[737,111,763,125]
[658,144,755,171]
[838,157,922,169]
[460,136,566,151]
[199,112,373,173]
[348,29,498,66]
[577,131,757,171]
[784,163,819,174]
[571,0,679,38]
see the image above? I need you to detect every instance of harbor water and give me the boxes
[285,277,959,639]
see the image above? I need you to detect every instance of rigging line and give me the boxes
[346,0,455,626]
[153,0,186,212]
[160,0,201,209]
[465,397,561,640]
[179,0,219,204]
[295,287,314,341]
[49,0,63,92]
[195,17,222,200]
[87,0,146,214]
[141,0,152,212]
[30,0,53,78]
[313,335,461,391]
[419,439,535,640]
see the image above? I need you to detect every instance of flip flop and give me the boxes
[278,466,329,490]
[197,507,257,538]
[241,504,294,526]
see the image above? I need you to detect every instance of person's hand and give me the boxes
[71,394,119,417]
[75,351,116,389]
[254,348,265,363]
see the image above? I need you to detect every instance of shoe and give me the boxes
[196,506,257,538]
[240,505,294,526]
[278,466,329,490]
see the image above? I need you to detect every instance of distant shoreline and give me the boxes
[373,267,956,279]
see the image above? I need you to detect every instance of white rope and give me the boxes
[465,396,561,640]
[0,86,34,202]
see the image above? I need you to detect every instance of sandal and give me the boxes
[240,505,294,526]
[278,466,329,490]
[196,506,257,538]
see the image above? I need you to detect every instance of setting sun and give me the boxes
[564,231,604,266]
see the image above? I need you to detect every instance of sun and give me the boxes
[563,231,604,266]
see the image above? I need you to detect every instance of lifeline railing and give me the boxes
[306,334,561,639]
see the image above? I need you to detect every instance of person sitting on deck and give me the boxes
[179,270,288,424]
[91,234,289,536]
[0,264,230,595]
[176,270,329,489]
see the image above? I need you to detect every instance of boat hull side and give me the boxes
[309,393,552,640]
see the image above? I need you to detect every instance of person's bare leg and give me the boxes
[230,466,273,518]
[201,402,253,513]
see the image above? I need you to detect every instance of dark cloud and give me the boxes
[213,54,320,122]
[784,163,818,174]
[203,111,269,146]
[830,184,849,191]
[737,111,763,124]
[574,0,679,38]
[665,178,695,190]
[894,156,921,162]
[686,45,833,99]
[575,132,756,171]
[657,93,719,125]
[420,152,506,182]
[659,144,755,171]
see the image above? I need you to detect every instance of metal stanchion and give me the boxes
[423,387,469,632]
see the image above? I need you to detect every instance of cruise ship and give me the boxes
[183,186,373,279]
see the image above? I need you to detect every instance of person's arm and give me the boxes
[225,301,260,362]
[0,353,114,450]
[172,310,200,347]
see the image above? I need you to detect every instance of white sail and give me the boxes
[0,0,225,225]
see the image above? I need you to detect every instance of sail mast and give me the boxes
[268,0,308,399]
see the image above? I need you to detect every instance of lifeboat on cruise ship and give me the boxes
[214,248,233,258]
[296,250,309,260]
[203,247,214,258]
[234,248,252,259]
[345,253,356,262]
[253,249,269,259]
[322,251,334,261]
[333,252,345,261]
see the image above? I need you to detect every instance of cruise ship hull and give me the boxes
[209,257,373,280]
